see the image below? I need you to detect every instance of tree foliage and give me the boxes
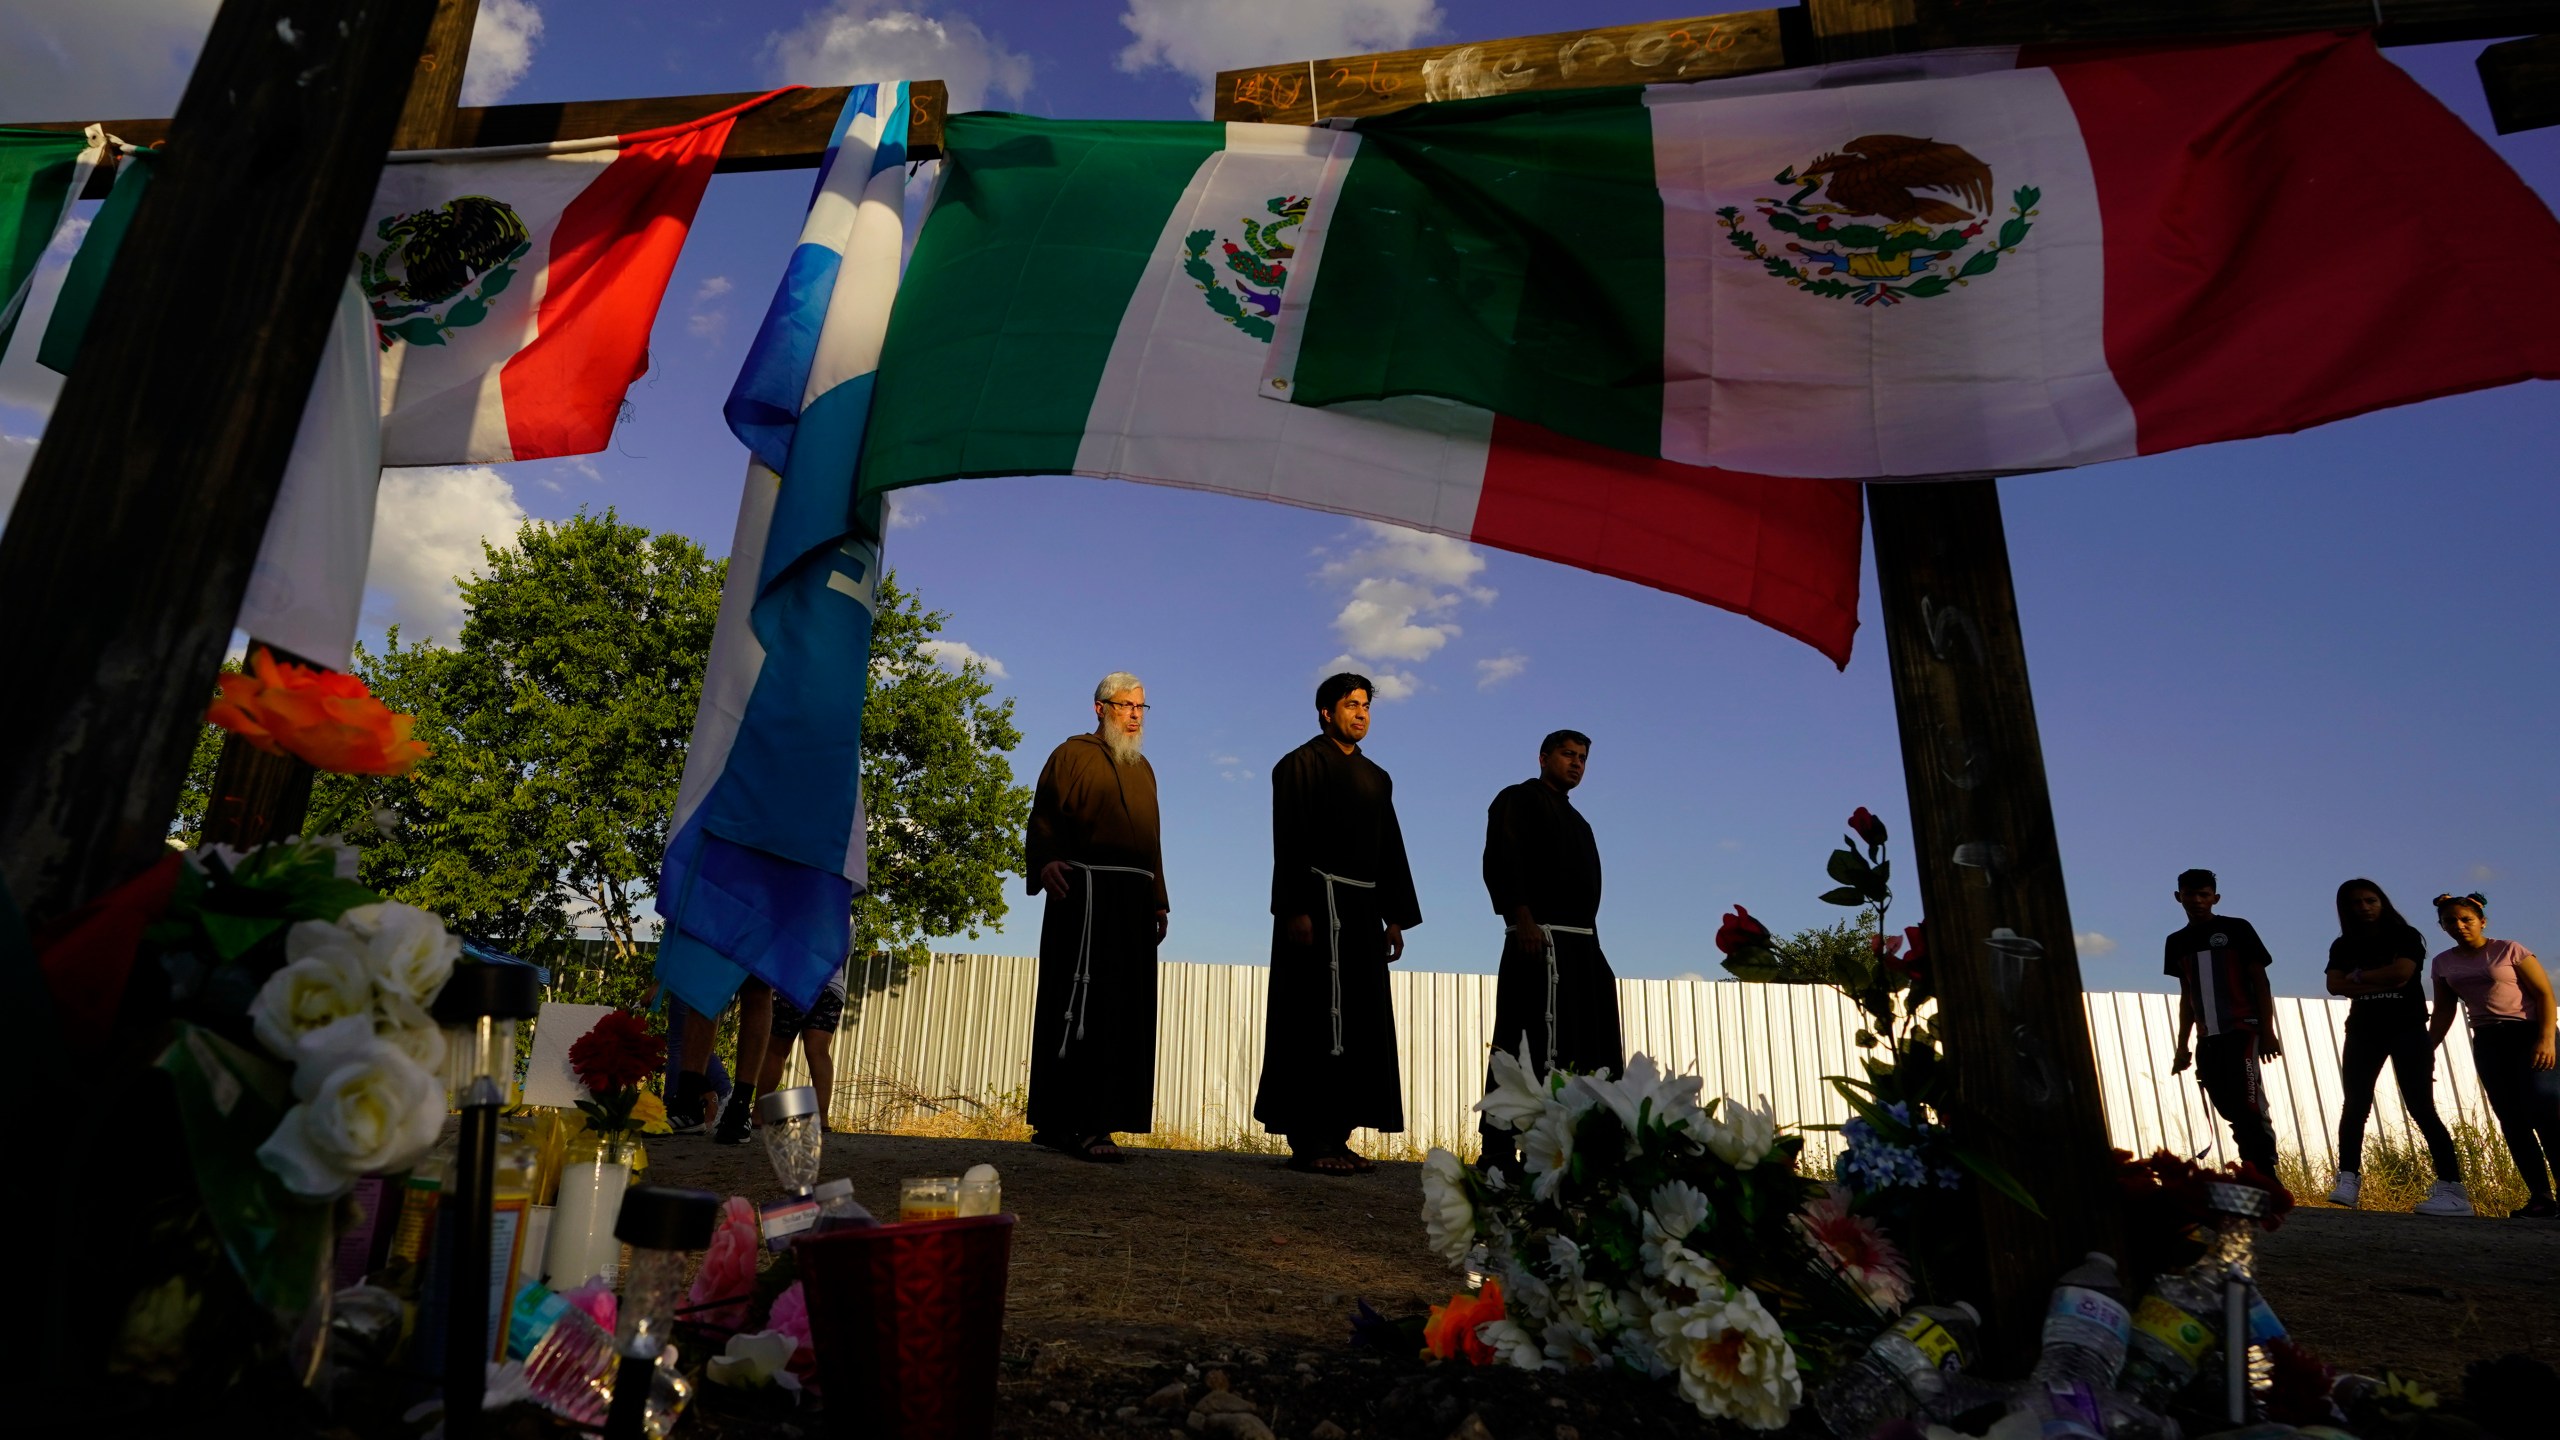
[1764,912,1880,987]
[174,513,1028,984]
[856,572,1029,964]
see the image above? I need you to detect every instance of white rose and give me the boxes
[1478,1037,1556,1134]
[341,901,459,1011]
[376,1010,448,1074]
[249,934,375,1061]
[1419,1148,1477,1265]
[257,1019,447,1197]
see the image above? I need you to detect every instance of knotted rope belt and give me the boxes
[1311,866,1379,1057]
[1058,861,1156,1057]
[1507,922,1597,1061]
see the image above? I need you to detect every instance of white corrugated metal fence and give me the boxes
[784,954,2489,1169]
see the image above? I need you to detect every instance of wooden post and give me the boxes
[2479,34,2560,133]
[1868,480,2118,1355]
[198,0,482,851]
[0,0,442,922]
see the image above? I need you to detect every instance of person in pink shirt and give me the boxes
[2425,892,2559,1219]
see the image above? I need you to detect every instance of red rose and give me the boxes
[1714,905,1771,956]
[1847,807,1888,848]
[569,1009,665,1095]
[1887,923,1927,978]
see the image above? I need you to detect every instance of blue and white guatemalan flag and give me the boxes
[654,82,912,1015]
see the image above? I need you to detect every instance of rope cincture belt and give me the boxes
[1059,861,1156,1057]
[1312,866,1378,1056]
[1508,922,1596,1061]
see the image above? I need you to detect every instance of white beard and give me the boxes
[1100,728,1144,767]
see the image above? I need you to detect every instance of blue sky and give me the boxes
[4,3,2554,996]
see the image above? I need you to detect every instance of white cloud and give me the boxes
[1212,753,1241,766]
[885,489,942,531]
[1671,971,1708,983]
[366,467,530,643]
[1311,520,1493,697]
[919,638,1006,679]
[1322,653,1417,702]
[2469,862,2499,884]
[687,275,733,341]
[2074,932,2117,957]
[0,1,220,124]
[1475,651,1527,689]
[1117,0,1444,117]
[764,2,1034,112]
[460,0,545,107]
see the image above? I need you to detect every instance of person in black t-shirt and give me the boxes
[2165,868,2282,1175]
[2324,878,2472,1214]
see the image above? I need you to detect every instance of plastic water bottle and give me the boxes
[2119,1261,2224,1411]
[2014,1380,2180,1440]
[1814,1301,1984,1439]
[2032,1252,2132,1388]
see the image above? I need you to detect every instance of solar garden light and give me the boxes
[606,1185,722,1440]
[757,1085,825,1195]
[431,961,542,1439]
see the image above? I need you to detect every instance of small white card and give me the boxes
[522,1001,618,1108]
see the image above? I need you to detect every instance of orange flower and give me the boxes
[206,648,430,776]
[1421,1278,1505,1364]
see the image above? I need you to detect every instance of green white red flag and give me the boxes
[1257,33,2560,478]
[855,116,1867,664]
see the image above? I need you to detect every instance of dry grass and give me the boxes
[2279,1120,2534,1215]
[830,1077,1466,1160]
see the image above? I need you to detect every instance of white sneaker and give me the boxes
[2327,1172,2361,1208]
[2414,1180,2475,1217]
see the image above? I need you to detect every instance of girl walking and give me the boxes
[2427,892,2560,1219]
[2325,880,2470,1214]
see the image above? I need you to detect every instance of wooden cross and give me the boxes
[0,2,952,896]
[1213,0,2553,1359]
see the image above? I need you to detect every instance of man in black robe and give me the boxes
[1253,673,1422,1175]
[1480,729,1624,1164]
[1023,671,1169,1162]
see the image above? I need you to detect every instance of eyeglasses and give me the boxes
[1099,701,1151,714]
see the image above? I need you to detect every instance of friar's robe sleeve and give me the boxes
[1270,743,1320,920]
[1377,771,1423,930]
[1483,784,1530,919]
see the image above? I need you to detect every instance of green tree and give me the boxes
[1764,912,1881,987]
[305,510,723,961]
[175,519,1028,984]
[855,572,1029,964]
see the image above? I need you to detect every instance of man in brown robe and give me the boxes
[1024,671,1169,1162]
[1254,673,1421,1175]
[1480,729,1623,1165]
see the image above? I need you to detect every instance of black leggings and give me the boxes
[2472,1020,2560,1202]
[2336,1017,2462,1183]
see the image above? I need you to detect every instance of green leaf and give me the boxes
[280,877,382,922]
[1997,219,2031,252]
[2013,186,2041,212]
[157,1024,334,1319]
[1825,848,1870,887]
[1721,953,1784,983]
[198,910,286,961]
[477,261,518,300]
[1818,885,1866,907]
[1947,1139,2045,1217]
[382,315,447,347]
[443,294,488,330]
[1957,249,2001,280]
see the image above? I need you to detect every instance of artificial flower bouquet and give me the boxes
[35,834,475,1396]
[1416,1042,1902,1429]
[569,1008,673,1137]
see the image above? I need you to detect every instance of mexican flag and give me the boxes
[0,126,101,361]
[857,116,1866,663]
[1258,33,2560,479]
[367,92,785,466]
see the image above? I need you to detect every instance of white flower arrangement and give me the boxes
[245,895,462,1197]
[1419,1039,1893,1429]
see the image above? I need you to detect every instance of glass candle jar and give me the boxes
[957,1164,1001,1217]
[899,1176,959,1223]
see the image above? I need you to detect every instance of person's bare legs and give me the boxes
[803,1028,836,1128]
[755,1030,792,1095]
[714,981,775,1142]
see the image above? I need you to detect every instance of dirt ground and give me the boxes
[645,1133,2558,1433]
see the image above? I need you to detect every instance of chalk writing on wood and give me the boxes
[1212,11,1789,126]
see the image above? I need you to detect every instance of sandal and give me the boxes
[1287,1152,1361,1177]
